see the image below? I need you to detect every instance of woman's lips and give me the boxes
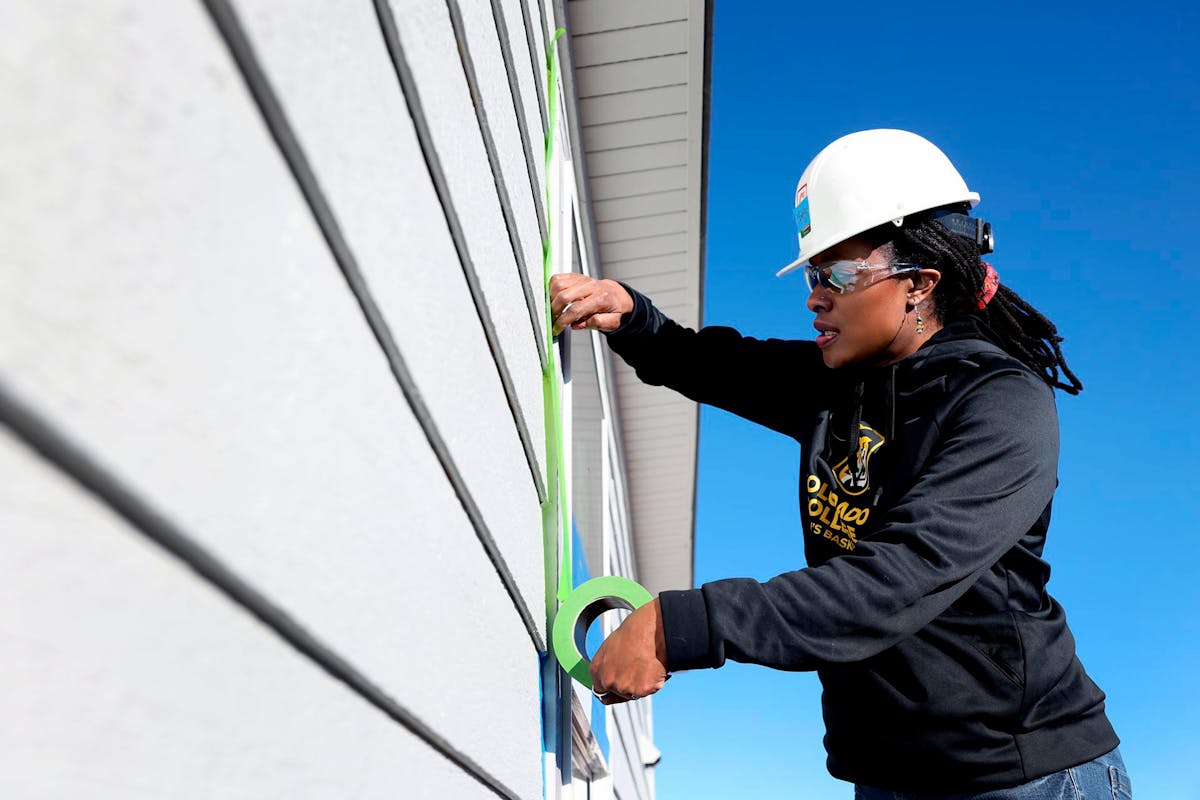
[814,322,839,349]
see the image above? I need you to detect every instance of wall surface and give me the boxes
[1,1,663,798]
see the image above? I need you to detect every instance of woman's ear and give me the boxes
[908,269,941,307]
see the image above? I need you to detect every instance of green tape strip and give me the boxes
[540,29,653,687]
[540,27,570,610]
[551,577,653,689]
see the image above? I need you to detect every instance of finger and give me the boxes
[548,272,586,298]
[556,293,610,333]
[551,294,590,336]
[551,280,595,320]
[549,274,593,315]
[583,312,624,332]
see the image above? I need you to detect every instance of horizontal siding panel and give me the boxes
[579,84,688,126]
[521,0,549,143]
[588,165,689,200]
[575,54,689,98]
[232,0,546,633]
[500,0,548,191]
[566,0,688,36]
[570,20,688,66]
[593,188,687,222]
[587,140,688,176]
[381,0,548,491]
[596,211,688,243]
[0,3,543,793]
[0,434,517,800]
[454,0,548,348]
[583,112,688,152]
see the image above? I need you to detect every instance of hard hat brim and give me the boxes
[776,257,806,278]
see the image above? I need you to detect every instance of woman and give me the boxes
[548,130,1131,798]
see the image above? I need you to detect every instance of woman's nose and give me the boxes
[806,285,832,314]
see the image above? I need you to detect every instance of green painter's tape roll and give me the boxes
[552,576,653,689]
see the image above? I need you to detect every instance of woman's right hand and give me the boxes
[549,274,635,336]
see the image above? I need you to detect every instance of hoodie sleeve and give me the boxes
[659,369,1060,672]
[603,282,826,438]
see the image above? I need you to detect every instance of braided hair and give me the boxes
[884,209,1084,395]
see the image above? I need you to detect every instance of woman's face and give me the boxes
[805,236,935,369]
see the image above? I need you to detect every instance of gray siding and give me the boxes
[2,0,675,796]
[1,0,551,797]
[0,431,510,800]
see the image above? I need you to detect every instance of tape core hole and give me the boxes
[576,600,635,660]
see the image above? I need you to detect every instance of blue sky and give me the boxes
[647,2,1200,798]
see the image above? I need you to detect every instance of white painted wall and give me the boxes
[0,0,659,797]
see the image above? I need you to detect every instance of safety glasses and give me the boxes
[804,260,920,294]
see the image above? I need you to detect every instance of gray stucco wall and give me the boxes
[1,0,569,797]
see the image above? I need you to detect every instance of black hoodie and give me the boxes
[604,285,1118,793]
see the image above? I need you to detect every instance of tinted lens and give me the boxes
[805,261,918,294]
[803,264,820,292]
[805,261,858,293]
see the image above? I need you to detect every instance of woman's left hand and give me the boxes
[589,598,670,705]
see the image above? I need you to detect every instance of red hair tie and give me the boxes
[977,262,1000,309]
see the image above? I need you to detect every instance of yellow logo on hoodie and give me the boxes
[832,424,886,497]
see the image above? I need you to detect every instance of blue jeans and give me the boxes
[854,748,1132,800]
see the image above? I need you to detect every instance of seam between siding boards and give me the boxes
[443,0,548,372]
[199,0,545,659]
[0,384,525,800]
[373,0,548,508]
[486,0,549,244]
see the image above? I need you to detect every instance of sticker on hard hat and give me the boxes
[794,183,812,238]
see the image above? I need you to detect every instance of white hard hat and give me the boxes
[777,129,981,277]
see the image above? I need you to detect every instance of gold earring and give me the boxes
[915,307,925,335]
